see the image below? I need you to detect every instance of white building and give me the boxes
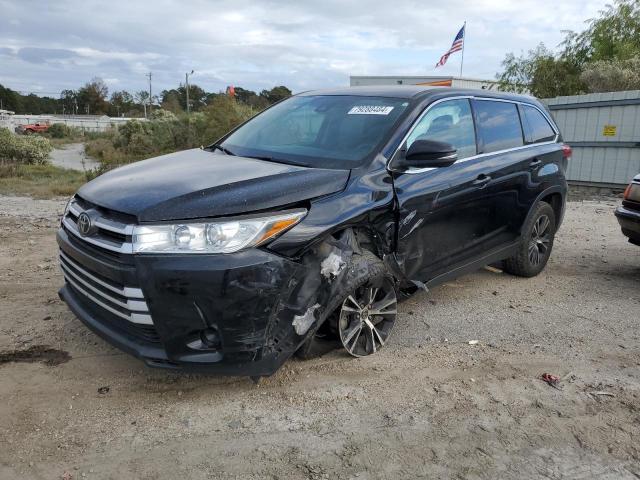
[0,109,15,130]
[11,114,139,132]
[350,75,502,91]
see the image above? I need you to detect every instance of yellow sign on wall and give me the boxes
[603,125,617,137]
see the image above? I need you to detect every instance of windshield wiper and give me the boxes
[210,143,236,156]
[209,147,291,165]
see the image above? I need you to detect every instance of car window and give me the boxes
[406,99,476,159]
[474,100,524,153]
[221,95,409,169]
[521,105,556,143]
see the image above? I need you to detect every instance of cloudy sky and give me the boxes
[1,0,604,97]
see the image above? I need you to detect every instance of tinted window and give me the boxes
[406,99,476,159]
[221,95,409,168]
[522,105,556,143]
[474,100,524,153]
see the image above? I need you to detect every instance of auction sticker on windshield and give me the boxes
[348,106,395,115]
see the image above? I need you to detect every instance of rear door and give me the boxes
[518,103,563,208]
[470,99,532,239]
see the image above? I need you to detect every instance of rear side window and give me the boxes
[406,98,476,159]
[521,105,556,143]
[473,100,524,153]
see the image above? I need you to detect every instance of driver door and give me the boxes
[391,98,496,283]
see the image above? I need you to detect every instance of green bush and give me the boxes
[0,128,52,164]
[48,123,72,138]
[85,98,257,169]
[128,132,155,156]
[149,109,177,121]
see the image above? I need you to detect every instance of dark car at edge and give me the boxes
[615,174,640,246]
[57,86,570,378]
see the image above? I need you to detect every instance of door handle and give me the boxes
[529,159,542,169]
[472,174,491,187]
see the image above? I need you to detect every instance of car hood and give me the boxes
[77,149,350,222]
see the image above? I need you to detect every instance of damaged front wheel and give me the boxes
[295,251,397,360]
[338,274,397,357]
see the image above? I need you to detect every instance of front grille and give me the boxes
[62,197,134,254]
[60,250,159,342]
[69,286,161,344]
[60,198,161,343]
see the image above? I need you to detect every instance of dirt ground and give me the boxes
[0,196,639,479]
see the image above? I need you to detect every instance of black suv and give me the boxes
[57,86,569,378]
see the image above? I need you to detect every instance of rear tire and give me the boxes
[503,202,556,278]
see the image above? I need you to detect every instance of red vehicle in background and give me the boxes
[15,122,50,134]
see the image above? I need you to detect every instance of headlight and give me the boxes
[132,210,306,254]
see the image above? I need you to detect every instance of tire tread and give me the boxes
[503,202,556,278]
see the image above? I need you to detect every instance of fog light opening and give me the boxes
[200,328,221,349]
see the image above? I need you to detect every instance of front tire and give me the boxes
[295,251,397,359]
[503,202,556,278]
[338,273,397,357]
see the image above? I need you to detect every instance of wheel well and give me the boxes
[540,193,563,229]
[350,227,383,259]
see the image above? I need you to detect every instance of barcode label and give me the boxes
[348,106,394,115]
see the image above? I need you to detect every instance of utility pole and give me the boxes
[146,72,153,115]
[185,70,194,114]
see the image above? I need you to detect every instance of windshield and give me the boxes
[221,95,409,168]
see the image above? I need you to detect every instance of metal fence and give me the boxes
[9,114,138,133]
[543,91,640,187]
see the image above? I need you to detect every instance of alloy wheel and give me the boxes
[338,278,397,357]
[528,214,551,266]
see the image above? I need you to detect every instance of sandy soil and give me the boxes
[0,196,639,479]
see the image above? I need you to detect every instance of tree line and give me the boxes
[0,79,292,117]
[8,1,635,113]
[497,0,640,97]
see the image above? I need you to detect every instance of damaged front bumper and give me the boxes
[57,227,339,376]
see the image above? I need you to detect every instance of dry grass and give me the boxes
[0,163,87,198]
[84,137,134,166]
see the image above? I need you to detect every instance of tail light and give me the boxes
[561,144,572,160]
[623,183,632,200]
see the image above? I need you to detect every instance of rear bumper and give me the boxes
[615,206,640,245]
[57,227,314,376]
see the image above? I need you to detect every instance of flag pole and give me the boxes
[459,21,466,78]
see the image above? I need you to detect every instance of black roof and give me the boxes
[299,85,439,98]
[298,85,539,104]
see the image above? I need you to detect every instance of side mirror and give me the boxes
[395,140,458,169]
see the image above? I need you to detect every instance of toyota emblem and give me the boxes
[77,212,92,236]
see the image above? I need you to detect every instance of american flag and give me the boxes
[435,25,465,68]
